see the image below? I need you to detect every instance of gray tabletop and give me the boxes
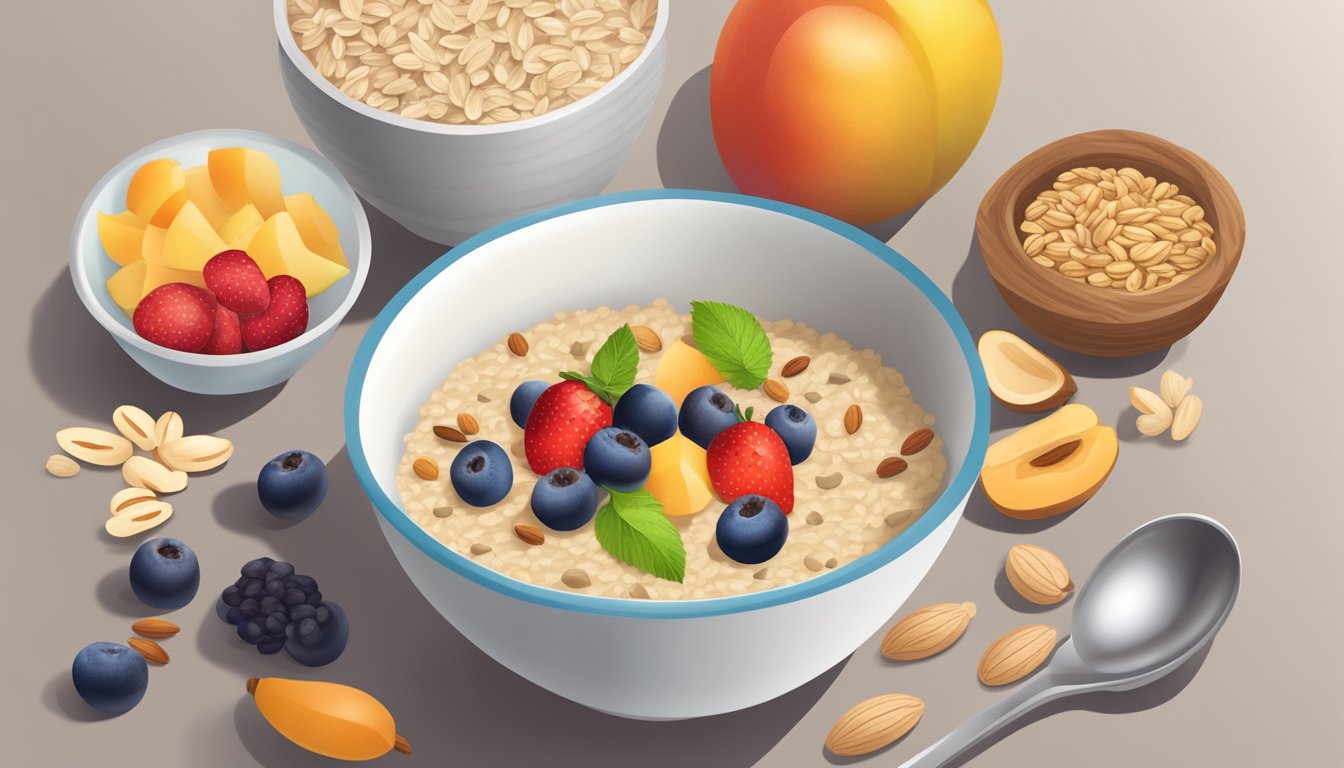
[5,1,1342,765]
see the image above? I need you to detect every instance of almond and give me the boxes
[132,618,181,639]
[158,435,234,473]
[122,456,188,494]
[113,405,158,451]
[881,602,976,661]
[631,325,662,353]
[1159,370,1193,410]
[901,428,935,456]
[763,378,789,403]
[825,694,925,757]
[781,355,810,378]
[1128,386,1170,418]
[56,427,133,466]
[1171,395,1202,441]
[105,500,173,538]
[843,404,863,434]
[45,454,80,478]
[412,457,439,481]
[514,524,544,545]
[506,332,529,356]
[154,411,184,448]
[1028,438,1082,467]
[456,413,480,435]
[433,425,468,442]
[128,637,169,665]
[978,624,1057,686]
[110,487,157,516]
[876,457,908,479]
[1005,544,1074,605]
[1136,411,1173,437]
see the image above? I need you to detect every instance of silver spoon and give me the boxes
[898,514,1241,768]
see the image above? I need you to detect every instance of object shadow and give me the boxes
[41,672,119,723]
[27,274,282,431]
[211,482,306,534]
[961,485,1077,534]
[94,567,156,618]
[994,569,1071,615]
[345,200,450,323]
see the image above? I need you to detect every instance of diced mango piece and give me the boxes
[143,260,208,297]
[106,261,148,312]
[248,212,350,296]
[141,225,168,263]
[209,147,286,219]
[654,336,725,408]
[97,211,146,266]
[645,435,714,517]
[125,158,187,228]
[184,164,234,229]
[285,193,346,267]
[162,201,229,271]
[218,204,264,247]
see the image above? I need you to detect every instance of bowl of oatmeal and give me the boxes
[346,191,989,719]
[274,0,667,245]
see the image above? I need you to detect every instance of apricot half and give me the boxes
[980,404,1117,520]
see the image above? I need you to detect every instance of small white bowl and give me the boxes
[273,0,670,245]
[69,128,371,395]
[346,192,990,719]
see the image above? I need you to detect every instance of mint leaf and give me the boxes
[594,489,685,583]
[690,301,773,389]
[560,324,640,404]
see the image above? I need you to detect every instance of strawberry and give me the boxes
[707,421,795,513]
[203,250,270,314]
[133,283,217,353]
[524,380,613,475]
[202,304,242,355]
[240,275,309,351]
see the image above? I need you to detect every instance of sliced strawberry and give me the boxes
[240,275,308,351]
[133,283,217,353]
[202,304,242,355]
[203,250,270,314]
[707,421,795,513]
[524,380,613,475]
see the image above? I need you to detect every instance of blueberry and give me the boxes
[450,440,513,507]
[128,537,199,610]
[582,427,651,492]
[612,383,678,447]
[510,380,549,428]
[258,451,329,521]
[284,601,349,667]
[765,404,817,465]
[715,495,789,564]
[679,386,738,449]
[71,642,148,715]
[530,468,600,530]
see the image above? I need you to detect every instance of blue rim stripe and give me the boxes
[344,190,990,619]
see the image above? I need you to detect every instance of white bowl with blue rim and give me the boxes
[346,191,989,719]
[69,128,371,395]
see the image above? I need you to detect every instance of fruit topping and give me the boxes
[509,379,548,428]
[678,385,738,449]
[449,440,513,507]
[612,382,678,447]
[203,249,271,313]
[765,404,817,465]
[132,282,216,352]
[530,467,600,531]
[239,274,309,351]
[524,380,613,475]
[707,418,795,513]
[583,427,652,493]
[715,494,789,564]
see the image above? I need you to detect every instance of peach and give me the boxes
[653,336,724,409]
[209,147,286,219]
[184,164,234,230]
[162,201,229,271]
[248,212,350,296]
[97,211,147,267]
[980,404,1118,520]
[645,437,714,517]
[285,193,347,266]
[106,261,148,312]
[218,204,265,249]
[711,0,1001,225]
[125,158,188,228]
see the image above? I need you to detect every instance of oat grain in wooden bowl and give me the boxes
[977,129,1245,357]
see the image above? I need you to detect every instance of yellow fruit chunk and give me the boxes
[125,158,188,228]
[285,193,347,266]
[141,225,167,263]
[209,147,286,219]
[143,261,207,297]
[654,336,724,408]
[162,201,228,271]
[646,436,714,517]
[218,204,264,249]
[97,211,147,266]
[249,212,350,295]
[184,164,234,229]
[106,261,148,312]
[248,677,410,761]
[979,404,1118,520]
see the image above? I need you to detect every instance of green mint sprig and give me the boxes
[594,489,686,583]
[690,301,773,390]
[559,324,640,405]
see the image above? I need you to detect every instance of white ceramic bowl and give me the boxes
[346,192,989,719]
[69,128,371,395]
[274,0,670,245]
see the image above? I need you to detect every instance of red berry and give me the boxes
[203,250,271,314]
[239,275,309,351]
[524,380,613,475]
[133,283,217,353]
[707,421,795,513]
[202,304,242,355]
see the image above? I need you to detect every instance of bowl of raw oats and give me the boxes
[275,0,667,244]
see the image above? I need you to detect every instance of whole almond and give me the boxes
[825,694,925,757]
[1171,395,1202,441]
[154,411,184,448]
[158,435,234,473]
[110,487,158,516]
[876,457,908,479]
[781,355,811,378]
[1128,386,1170,418]
[1136,411,1173,437]
[844,404,863,434]
[412,457,439,481]
[45,454,80,478]
[456,413,480,435]
[1005,544,1074,605]
[113,405,158,451]
[56,427,133,466]
[881,602,977,661]
[506,332,529,356]
[514,524,545,545]
[631,325,662,353]
[105,500,173,538]
[763,378,789,403]
[132,618,181,639]
[122,456,188,494]
[978,624,1057,686]
[128,637,169,665]
[433,425,468,442]
[901,428,935,456]
[1159,370,1193,410]
[1029,439,1082,468]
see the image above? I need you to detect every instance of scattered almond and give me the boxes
[127,637,169,665]
[1128,386,1170,417]
[56,427,133,466]
[412,457,439,481]
[781,355,811,378]
[110,487,157,515]
[1160,370,1193,410]
[631,325,662,353]
[469,543,492,555]
[1171,395,1202,441]
[1005,544,1074,605]
[506,332,529,356]
[432,425,468,443]
[514,524,545,546]
[456,413,480,435]
[154,411,184,448]
[112,405,158,451]
[105,500,173,538]
[132,618,181,639]
[901,428,935,456]
[45,454,80,478]
[843,404,863,434]
[825,694,925,757]
[122,456,188,494]
[978,624,1057,686]
[881,602,977,661]
[876,457,908,479]
[1028,439,1082,468]
[1137,411,1173,437]
[158,435,234,473]
[561,568,590,588]
[763,378,789,403]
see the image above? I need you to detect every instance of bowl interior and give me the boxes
[348,192,989,617]
[72,129,368,362]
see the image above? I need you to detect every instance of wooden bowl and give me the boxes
[976,129,1244,357]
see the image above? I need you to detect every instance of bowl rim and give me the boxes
[272,0,670,136]
[344,189,990,619]
[68,127,372,367]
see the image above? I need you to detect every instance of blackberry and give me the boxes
[215,558,346,666]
